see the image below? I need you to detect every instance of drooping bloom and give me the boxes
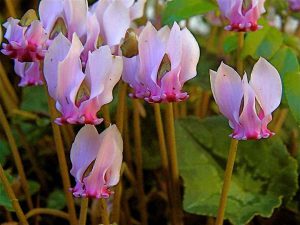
[1,18,47,62]
[288,0,300,11]
[14,60,43,87]
[44,33,123,125]
[122,22,200,103]
[70,124,123,198]
[91,0,146,47]
[217,0,266,32]
[210,58,282,140]
[39,0,88,40]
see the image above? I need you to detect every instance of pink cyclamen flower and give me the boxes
[288,0,300,11]
[44,33,123,125]
[14,60,43,87]
[217,0,266,32]
[1,18,47,62]
[210,58,282,140]
[39,0,88,40]
[70,124,123,198]
[91,0,146,47]
[122,22,200,103]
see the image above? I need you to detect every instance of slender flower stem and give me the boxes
[4,0,17,17]
[0,75,17,114]
[116,81,127,134]
[25,208,69,220]
[165,102,182,225]
[79,198,89,225]
[199,91,211,119]
[0,62,18,105]
[112,82,127,224]
[0,105,33,209]
[100,199,110,225]
[133,99,148,225]
[0,163,29,225]
[154,103,176,225]
[215,139,239,225]
[237,32,245,75]
[273,108,289,133]
[102,104,111,127]
[123,102,133,171]
[46,94,77,225]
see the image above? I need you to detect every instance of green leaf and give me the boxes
[223,34,238,54]
[176,116,298,225]
[162,0,217,25]
[270,46,299,78]
[47,189,66,210]
[21,86,48,114]
[284,72,300,124]
[0,172,14,211]
[0,140,10,164]
[242,21,283,60]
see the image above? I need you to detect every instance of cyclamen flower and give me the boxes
[70,124,123,198]
[210,58,282,140]
[288,0,300,11]
[1,18,47,62]
[91,0,146,47]
[44,33,122,125]
[122,22,200,103]
[14,60,43,87]
[39,0,88,40]
[217,0,266,32]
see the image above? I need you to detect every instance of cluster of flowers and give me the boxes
[1,0,283,198]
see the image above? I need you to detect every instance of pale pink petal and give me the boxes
[64,0,88,39]
[3,18,24,42]
[44,33,71,99]
[82,13,100,64]
[239,75,261,140]
[210,62,243,129]
[24,20,47,46]
[56,34,85,114]
[70,125,100,183]
[39,0,64,33]
[83,125,123,198]
[166,23,182,71]
[178,27,200,84]
[249,57,282,116]
[130,0,146,20]
[103,0,131,46]
[138,22,165,90]
[14,61,43,87]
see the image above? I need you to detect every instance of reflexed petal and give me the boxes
[239,75,261,140]
[138,22,165,89]
[70,125,100,183]
[103,0,131,46]
[3,18,24,42]
[44,33,71,99]
[24,20,47,45]
[14,61,43,87]
[130,0,146,20]
[39,0,64,33]
[83,125,123,198]
[249,57,282,115]
[210,62,243,128]
[166,23,182,70]
[82,13,100,64]
[178,27,200,84]
[56,34,85,111]
[64,0,88,38]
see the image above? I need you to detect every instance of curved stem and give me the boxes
[102,104,111,127]
[0,105,33,209]
[165,103,182,225]
[0,163,29,225]
[116,81,127,134]
[46,94,77,225]
[4,0,17,17]
[25,208,69,220]
[215,139,239,225]
[0,62,18,106]
[237,32,245,75]
[79,198,89,225]
[100,199,110,225]
[132,99,148,225]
